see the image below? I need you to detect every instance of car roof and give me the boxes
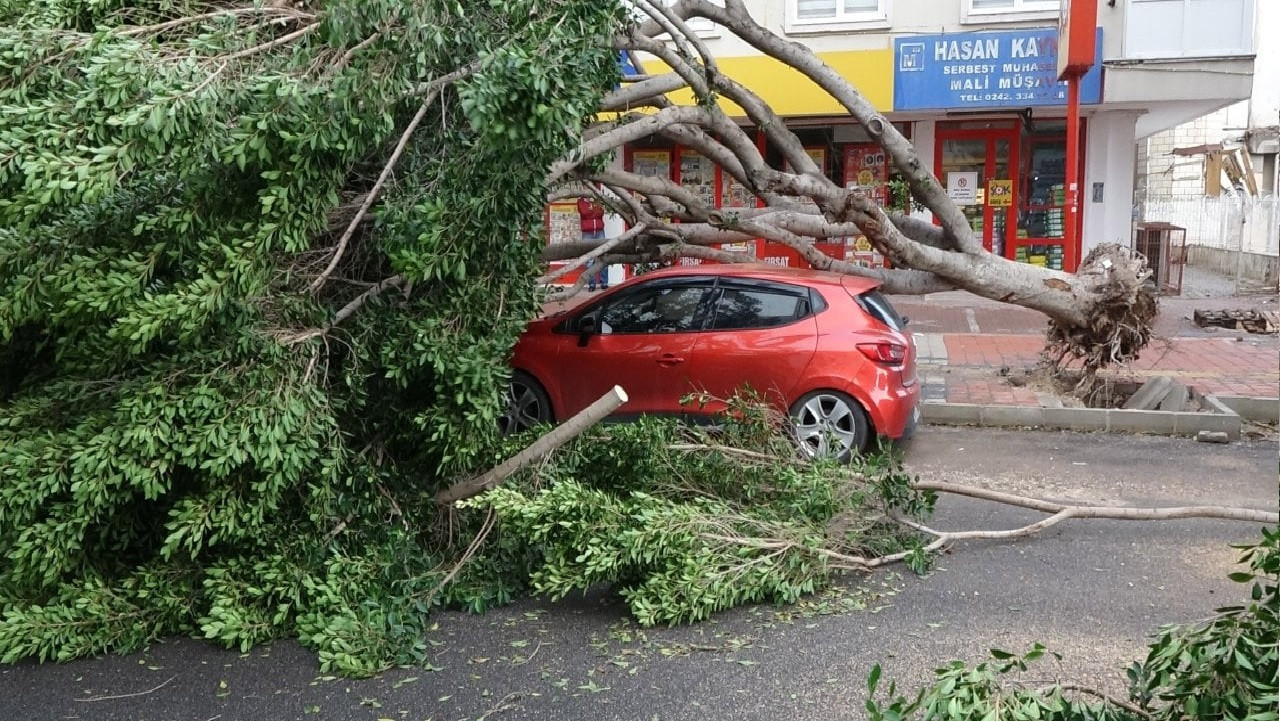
[636,263,882,293]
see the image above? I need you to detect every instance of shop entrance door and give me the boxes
[935,125,1018,258]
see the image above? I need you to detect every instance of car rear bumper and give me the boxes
[871,380,921,441]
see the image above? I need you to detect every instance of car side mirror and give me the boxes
[901,315,910,327]
[577,315,598,347]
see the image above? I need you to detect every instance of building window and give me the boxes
[968,0,1060,12]
[630,0,721,36]
[788,0,887,31]
[1124,0,1254,59]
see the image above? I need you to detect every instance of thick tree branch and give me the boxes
[601,72,690,111]
[538,223,649,284]
[685,0,983,255]
[437,386,629,506]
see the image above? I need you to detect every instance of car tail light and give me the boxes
[857,342,907,365]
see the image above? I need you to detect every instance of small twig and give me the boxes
[666,442,780,462]
[379,483,409,530]
[479,691,522,719]
[512,640,548,666]
[287,275,405,345]
[76,675,176,702]
[301,344,321,383]
[188,61,229,96]
[408,60,486,96]
[117,8,314,37]
[217,23,320,62]
[1055,684,1154,719]
[327,514,354,538]
[336,26,390,69]
[416,509,498,610]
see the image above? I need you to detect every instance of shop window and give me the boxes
[787,0,887,32]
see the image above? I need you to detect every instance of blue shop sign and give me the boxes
[894,28,1102,111]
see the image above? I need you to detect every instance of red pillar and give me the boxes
[1064,73,1082,273]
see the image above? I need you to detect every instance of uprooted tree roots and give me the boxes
[1042,245,1159,396]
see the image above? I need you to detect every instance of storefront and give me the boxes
[933,117,1084,270]
[620,122,910,270]
[549,28,1110,279]
[895,26,1103,272]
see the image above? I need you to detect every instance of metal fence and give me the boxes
[1134,195,1279,293]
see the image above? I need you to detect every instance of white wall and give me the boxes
[1083,111,1141,252]
[1140,196,1280,257]
[718,0,1092,55]
[1249,0,1280,130]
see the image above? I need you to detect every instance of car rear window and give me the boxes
[855,290,906,331]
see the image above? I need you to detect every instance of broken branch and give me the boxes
[436,386,629,505]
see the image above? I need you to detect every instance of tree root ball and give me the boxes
[1043,243,1158,393]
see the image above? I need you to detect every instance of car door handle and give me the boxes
[656,354,685,366]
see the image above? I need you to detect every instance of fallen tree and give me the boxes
[545,0,1156,383]
[0,0,1249,679]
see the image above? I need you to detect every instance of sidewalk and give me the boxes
[893,291,1280,406]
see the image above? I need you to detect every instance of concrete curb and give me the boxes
[1213,395,1280,424]
[920,397,1244,440]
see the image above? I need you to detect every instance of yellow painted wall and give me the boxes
[639,49,893,116]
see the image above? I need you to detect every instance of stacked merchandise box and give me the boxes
[1048,245,1064,270]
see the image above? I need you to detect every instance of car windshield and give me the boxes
[856,290,906,331]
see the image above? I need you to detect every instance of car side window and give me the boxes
[598,285,711,334]
[709,286,808,330]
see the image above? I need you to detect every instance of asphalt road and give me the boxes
[3,427,1276,721]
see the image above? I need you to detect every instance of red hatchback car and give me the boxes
[504,264,920,461]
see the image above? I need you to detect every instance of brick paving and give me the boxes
[900,294,1280,407]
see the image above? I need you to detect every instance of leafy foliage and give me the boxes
[0,0,625,675]
[1128,525,1278,721]
[463,413,935,627]
[866,527,1279,721]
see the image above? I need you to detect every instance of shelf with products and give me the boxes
[1018,126,1069,244]
[1014,133,1065,273]
[1011,235,1066,270]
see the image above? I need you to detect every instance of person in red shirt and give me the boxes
[577,196,608,291]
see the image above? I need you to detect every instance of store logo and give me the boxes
[898,42,925,72]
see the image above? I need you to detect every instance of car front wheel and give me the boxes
[788,390,870,463]
[500,371,553,434]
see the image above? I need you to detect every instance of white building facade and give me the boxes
[1125,0,1276,286]
[623,0,1257,273]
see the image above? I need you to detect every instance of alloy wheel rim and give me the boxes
[793,393,859,459]
[500,381,547,434]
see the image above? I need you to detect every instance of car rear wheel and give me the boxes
[788,390,870,463]
[500,371,553,434]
